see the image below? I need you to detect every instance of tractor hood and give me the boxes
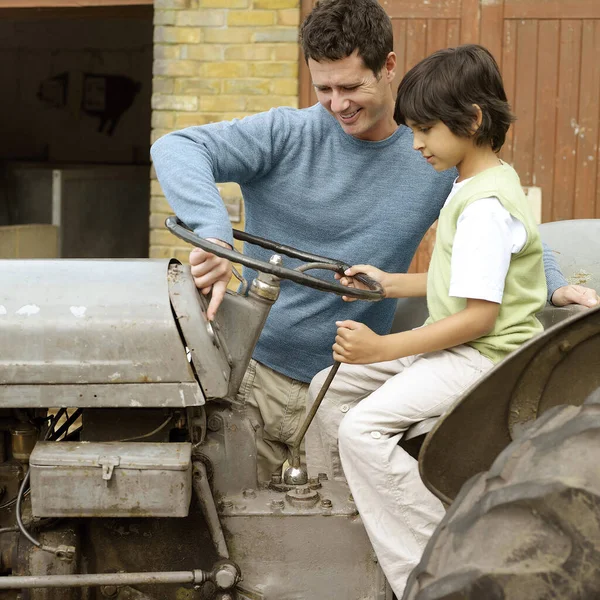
[0,259,204,408]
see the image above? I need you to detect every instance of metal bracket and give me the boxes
[98,455,120,483]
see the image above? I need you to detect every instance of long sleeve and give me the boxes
[542,241,568,303]
[150,109,290,246]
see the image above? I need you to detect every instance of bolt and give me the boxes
[271,473,282,485]
[219,499,233,511]
[213,564,238,590]
[242,488,256,499]
[270,499,285,511]
[559,340,571,353]
[100,585,118,598]
[207,415,223,432]
[317,472,328,481]
[320,498,333,509]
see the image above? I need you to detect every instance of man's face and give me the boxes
[309,50,397,142]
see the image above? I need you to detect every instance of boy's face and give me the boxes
[406,120,473,173]
[309,50,397,142]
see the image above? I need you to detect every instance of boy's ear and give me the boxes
[471,104,483,134]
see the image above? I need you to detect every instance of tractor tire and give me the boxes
[402,390,600,600]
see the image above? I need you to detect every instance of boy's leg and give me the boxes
[338,345,493,598]
[238,360,309,483]
[305,360,405,480]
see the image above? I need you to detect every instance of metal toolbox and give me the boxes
[30,441,192,518]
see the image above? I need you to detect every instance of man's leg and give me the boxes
[338,345,493,597]
[305,360,404,480]
[238,359,309,483]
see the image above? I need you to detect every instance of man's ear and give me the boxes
[384,52,397,83]
[471,104,483,134]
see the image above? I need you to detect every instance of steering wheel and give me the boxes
[165,216,384,301]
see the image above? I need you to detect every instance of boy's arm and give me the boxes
[338,265,427,300]
[334,299,498,364]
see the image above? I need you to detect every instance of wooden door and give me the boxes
[299,0,600,272]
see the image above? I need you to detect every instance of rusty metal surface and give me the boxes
[420,304,600,504]
[539,219,600,290]
[0,383,204,409]
[167,262,232,400]
[0,259,196,387]
[221,480,391,600]
[30,442,192,518]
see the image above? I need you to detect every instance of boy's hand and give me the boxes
[335,264,389,302]
[333,320,384,364]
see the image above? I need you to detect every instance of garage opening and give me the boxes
[0,1,153,258]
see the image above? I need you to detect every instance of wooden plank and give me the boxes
[503,0,600,20]
[480,0,504,62]
[552,20,582,221]
[406,19,428,70]
[392,18,408,93]
[405,17,429,272]
[415,223,437,273]
[460,0,480,43]
[511,20,538,186]
[574,20,600,218]
[447,18,460,46]
[0,0,150,6]
[298,0,315,109]
[385,0,460,20]
[426,18,448,54]
[532,20,560,223]
[499,19,517,165]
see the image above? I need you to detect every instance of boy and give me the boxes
[308,44,546,596]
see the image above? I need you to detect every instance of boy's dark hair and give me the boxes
[394,44,515,152]
[300,0,393,76]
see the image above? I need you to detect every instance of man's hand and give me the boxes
[551,284,599,308]
[333,320,384,364]
[189,238,233,320]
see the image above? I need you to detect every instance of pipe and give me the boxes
[0,570,209,590]
[192,462,229,558]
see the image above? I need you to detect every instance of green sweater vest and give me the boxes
[425,162,546,364]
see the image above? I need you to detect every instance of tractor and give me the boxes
[0,217,598,600]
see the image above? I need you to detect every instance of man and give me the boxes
[150,0,597,484]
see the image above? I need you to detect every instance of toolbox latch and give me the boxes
[99,455,120,483]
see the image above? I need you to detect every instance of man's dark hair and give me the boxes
[300,0,393,76]
[394,44,515,152]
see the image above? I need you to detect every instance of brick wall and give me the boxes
[150,0,300,263]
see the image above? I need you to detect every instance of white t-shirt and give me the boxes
[445,177,527,304]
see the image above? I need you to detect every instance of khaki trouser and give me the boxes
[305,345,494,598]
[237,359,309,483]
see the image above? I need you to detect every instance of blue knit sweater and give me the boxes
[151,104,565,382]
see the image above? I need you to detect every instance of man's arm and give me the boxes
[150,110,291,318]
[542,242,599,307]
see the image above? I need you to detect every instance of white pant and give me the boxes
[305,345,493,597]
